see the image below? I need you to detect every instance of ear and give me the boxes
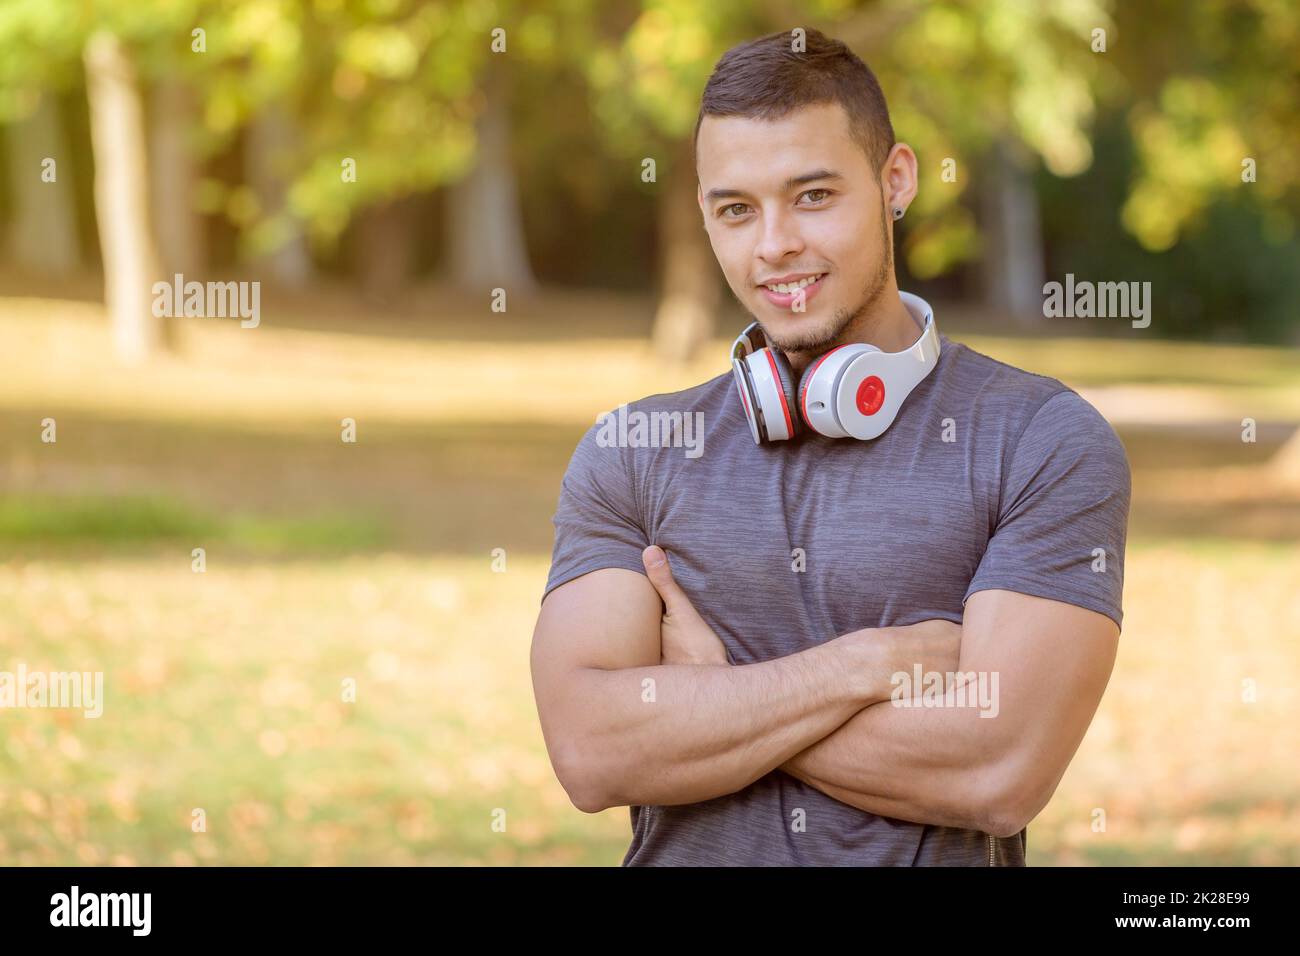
[881,142,919,218]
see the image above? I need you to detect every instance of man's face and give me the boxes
[696,101,892,356]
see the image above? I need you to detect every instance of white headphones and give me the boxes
[730,291,941,444]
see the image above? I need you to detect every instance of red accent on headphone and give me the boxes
[856,375,885,415]
[764,350,795,437]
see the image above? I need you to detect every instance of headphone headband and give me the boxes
[892,290,941,394]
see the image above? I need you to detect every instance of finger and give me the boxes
[642,546,696,616]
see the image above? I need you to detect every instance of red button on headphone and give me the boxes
[855,375,885,415]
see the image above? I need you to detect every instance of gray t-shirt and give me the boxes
[542,331,1131,866]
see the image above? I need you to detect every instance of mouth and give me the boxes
[758,272,827,310]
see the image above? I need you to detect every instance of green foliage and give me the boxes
[1112,0,1300,251]
[0,494,389,554]
[1040,112,1300,342]
[0,0,1296,339]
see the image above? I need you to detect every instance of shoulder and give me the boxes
[939,334,1073,411]
[939,334,1129,478]
[1018,390,1131,486]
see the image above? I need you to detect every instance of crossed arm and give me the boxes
[780,584,1118,836]
[530,547,1118,837]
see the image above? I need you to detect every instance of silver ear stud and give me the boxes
[892,206,905,220]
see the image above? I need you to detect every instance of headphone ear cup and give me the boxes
[796,364,816,428]
[770,350,801,438]
[742,347,799,442]
[796,343,876,437]
[731,357,763,444]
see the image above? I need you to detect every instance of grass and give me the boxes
[1,288,1298,865]
[3,541,1296,866]
[0,553,628,865]
[0,494,388,553]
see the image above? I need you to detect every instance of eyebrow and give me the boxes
[704,168,845,204]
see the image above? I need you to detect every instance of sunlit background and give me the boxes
[1,0,1297,865]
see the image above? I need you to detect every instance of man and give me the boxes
[530,28,1130,866]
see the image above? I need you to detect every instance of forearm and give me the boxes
[563,633,892,810]
[780,689,1011,833]
[786,592,1120,839]
[783,763,976,831]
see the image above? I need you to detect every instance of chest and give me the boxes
[645,434,993,663]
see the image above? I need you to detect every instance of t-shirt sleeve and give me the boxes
[964,389,1132,629]
[541,423,651,604]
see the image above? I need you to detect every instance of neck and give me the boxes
[786,284,918,375]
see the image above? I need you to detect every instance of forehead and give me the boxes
[696,101,867,191]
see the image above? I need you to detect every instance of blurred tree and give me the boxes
[4,93,80,275]
[852,0,1114,322]
[0,0,192,358]
[1108,0,1299,254]
[245,105,315,285]
[979,137,1045,324]
[1033,0,1300,343]
[185,0,544,297]
[579,0,759,362]
[0,0,534,321]
[84,31,167,362]
[652,139,719,362]
[150,83,207,277]
[577,0,1118,360]
[446,56,536,293]
[1,0,1295,353]
[356,196,418,303]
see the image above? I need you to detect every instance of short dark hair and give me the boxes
[694,28,896,174]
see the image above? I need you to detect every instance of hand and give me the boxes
[642,546,730,667]
[883,618,963,690]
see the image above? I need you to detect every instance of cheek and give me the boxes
[707,228,752,281]
[815,210,869,263]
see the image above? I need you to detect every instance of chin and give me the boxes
[759,312,841,353]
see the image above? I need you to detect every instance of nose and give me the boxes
[753,205,804,268]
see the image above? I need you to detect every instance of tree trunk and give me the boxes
[979,136,1045,324]
[84,32,166,362]
[357,197,416,303]
[149,82,207,278]
[246,106,313,285]
[651,145,718,364]
[445,64,535,293]
[6,92,80,276]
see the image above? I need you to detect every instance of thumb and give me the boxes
[642,546,695,615]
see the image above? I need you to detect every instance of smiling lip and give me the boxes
[759,272,827,309]
[758,271,822,285]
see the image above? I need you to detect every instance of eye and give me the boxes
[799,188,832,205]
[719,203,750,219]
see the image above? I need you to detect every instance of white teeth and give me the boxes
[766,274,823,293]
